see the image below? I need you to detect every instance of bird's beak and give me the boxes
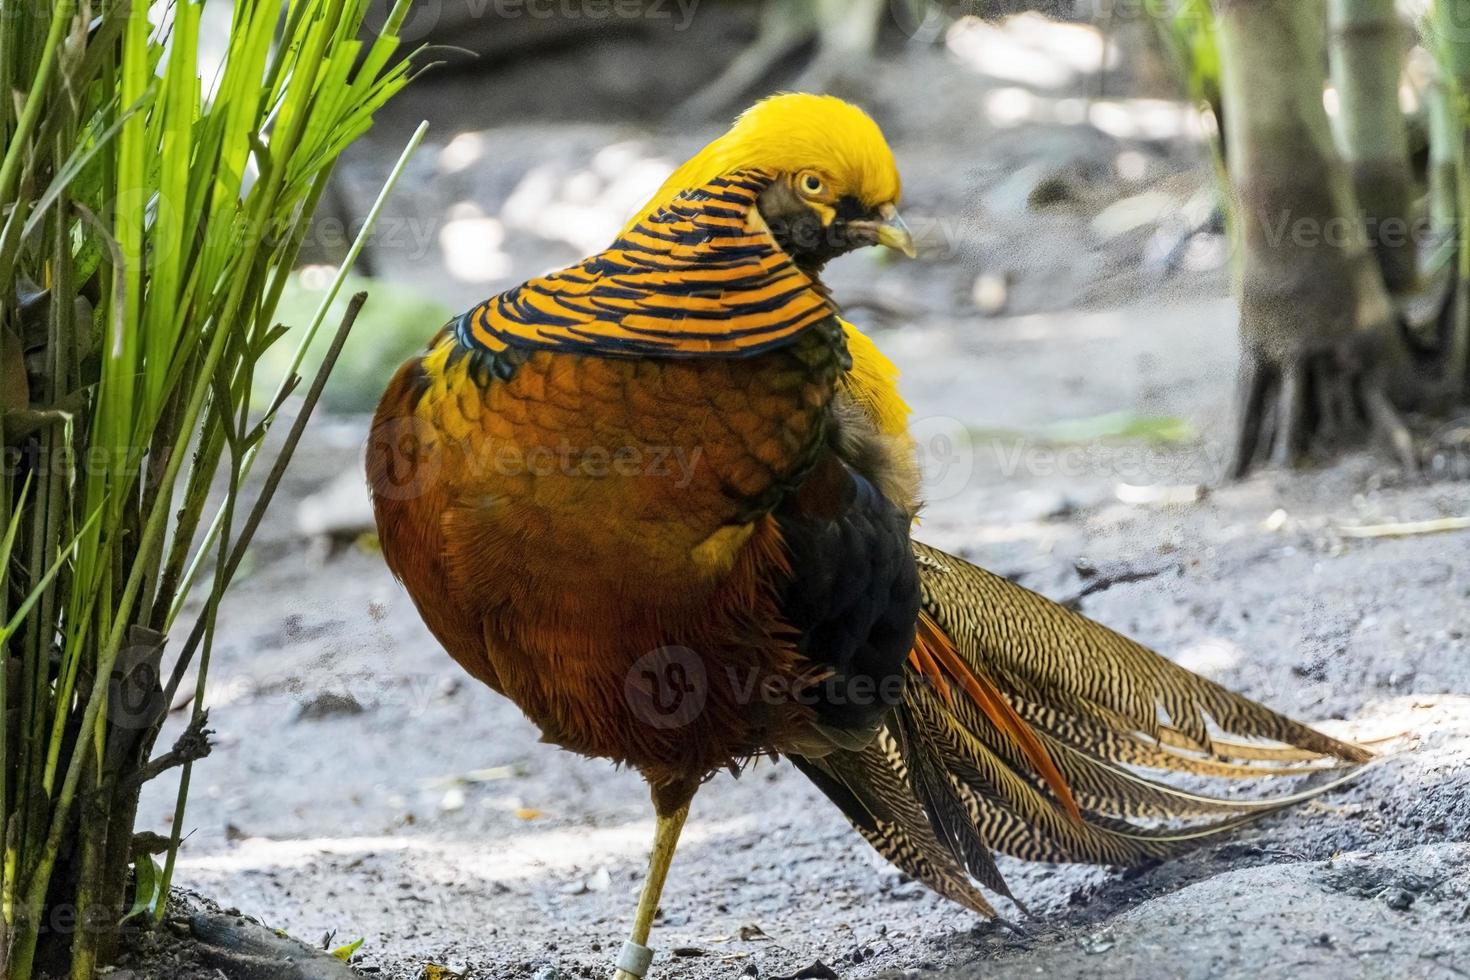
[874,203,916,258]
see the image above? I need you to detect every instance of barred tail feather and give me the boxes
[792,543,1369,916]
[790,732,1000,918]
[910,542,1369,765]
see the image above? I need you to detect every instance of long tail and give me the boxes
[791,542,1370,918]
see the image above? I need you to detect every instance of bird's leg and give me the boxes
[611,778,699,980]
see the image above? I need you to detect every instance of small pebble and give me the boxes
[439,787,466,813]
[1383,888,1415,911]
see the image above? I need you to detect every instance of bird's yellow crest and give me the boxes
[622,93,903,236]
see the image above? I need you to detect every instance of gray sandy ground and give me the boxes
[135,22,1470,980]
[914,844,1470,980]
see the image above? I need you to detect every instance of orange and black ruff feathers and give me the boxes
[453,170,833,362]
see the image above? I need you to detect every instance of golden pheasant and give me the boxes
[368,94,1368,979]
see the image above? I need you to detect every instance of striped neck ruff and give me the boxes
[452,169,838,361]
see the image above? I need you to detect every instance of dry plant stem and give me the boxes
[1336,516,1470,538]
[124,711,213,792]
[165,120,430,630]
[156,406,245,922]
[1215,0,1414,477]
[146,172,332,633]
[1061,563,1174,613]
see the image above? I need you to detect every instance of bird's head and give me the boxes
[625,93,913,273]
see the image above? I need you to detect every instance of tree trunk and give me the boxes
[1327,0,1417,293]
[1214,0,1416,475]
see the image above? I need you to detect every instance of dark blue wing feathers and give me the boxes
[774,453,918,733]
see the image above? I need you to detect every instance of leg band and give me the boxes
[615,939,655,978]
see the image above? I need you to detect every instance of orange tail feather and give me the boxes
[913,612,1082,823]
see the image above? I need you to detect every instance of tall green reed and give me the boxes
[0,1,423,975]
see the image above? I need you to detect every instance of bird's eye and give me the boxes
[799,173,824,196]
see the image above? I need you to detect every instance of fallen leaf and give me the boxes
[418,965,467,980]
[331,937,364,961]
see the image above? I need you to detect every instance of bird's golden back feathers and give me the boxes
[836,318,913,440]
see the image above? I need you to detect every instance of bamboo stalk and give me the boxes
[1214,0,1416,473]
[164,294,373,708]
[1426,57,1461,255]
[1216,0,1391,351]
[1327,0,1417,292]
[0,475,22,971]
[69,771,109,980]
